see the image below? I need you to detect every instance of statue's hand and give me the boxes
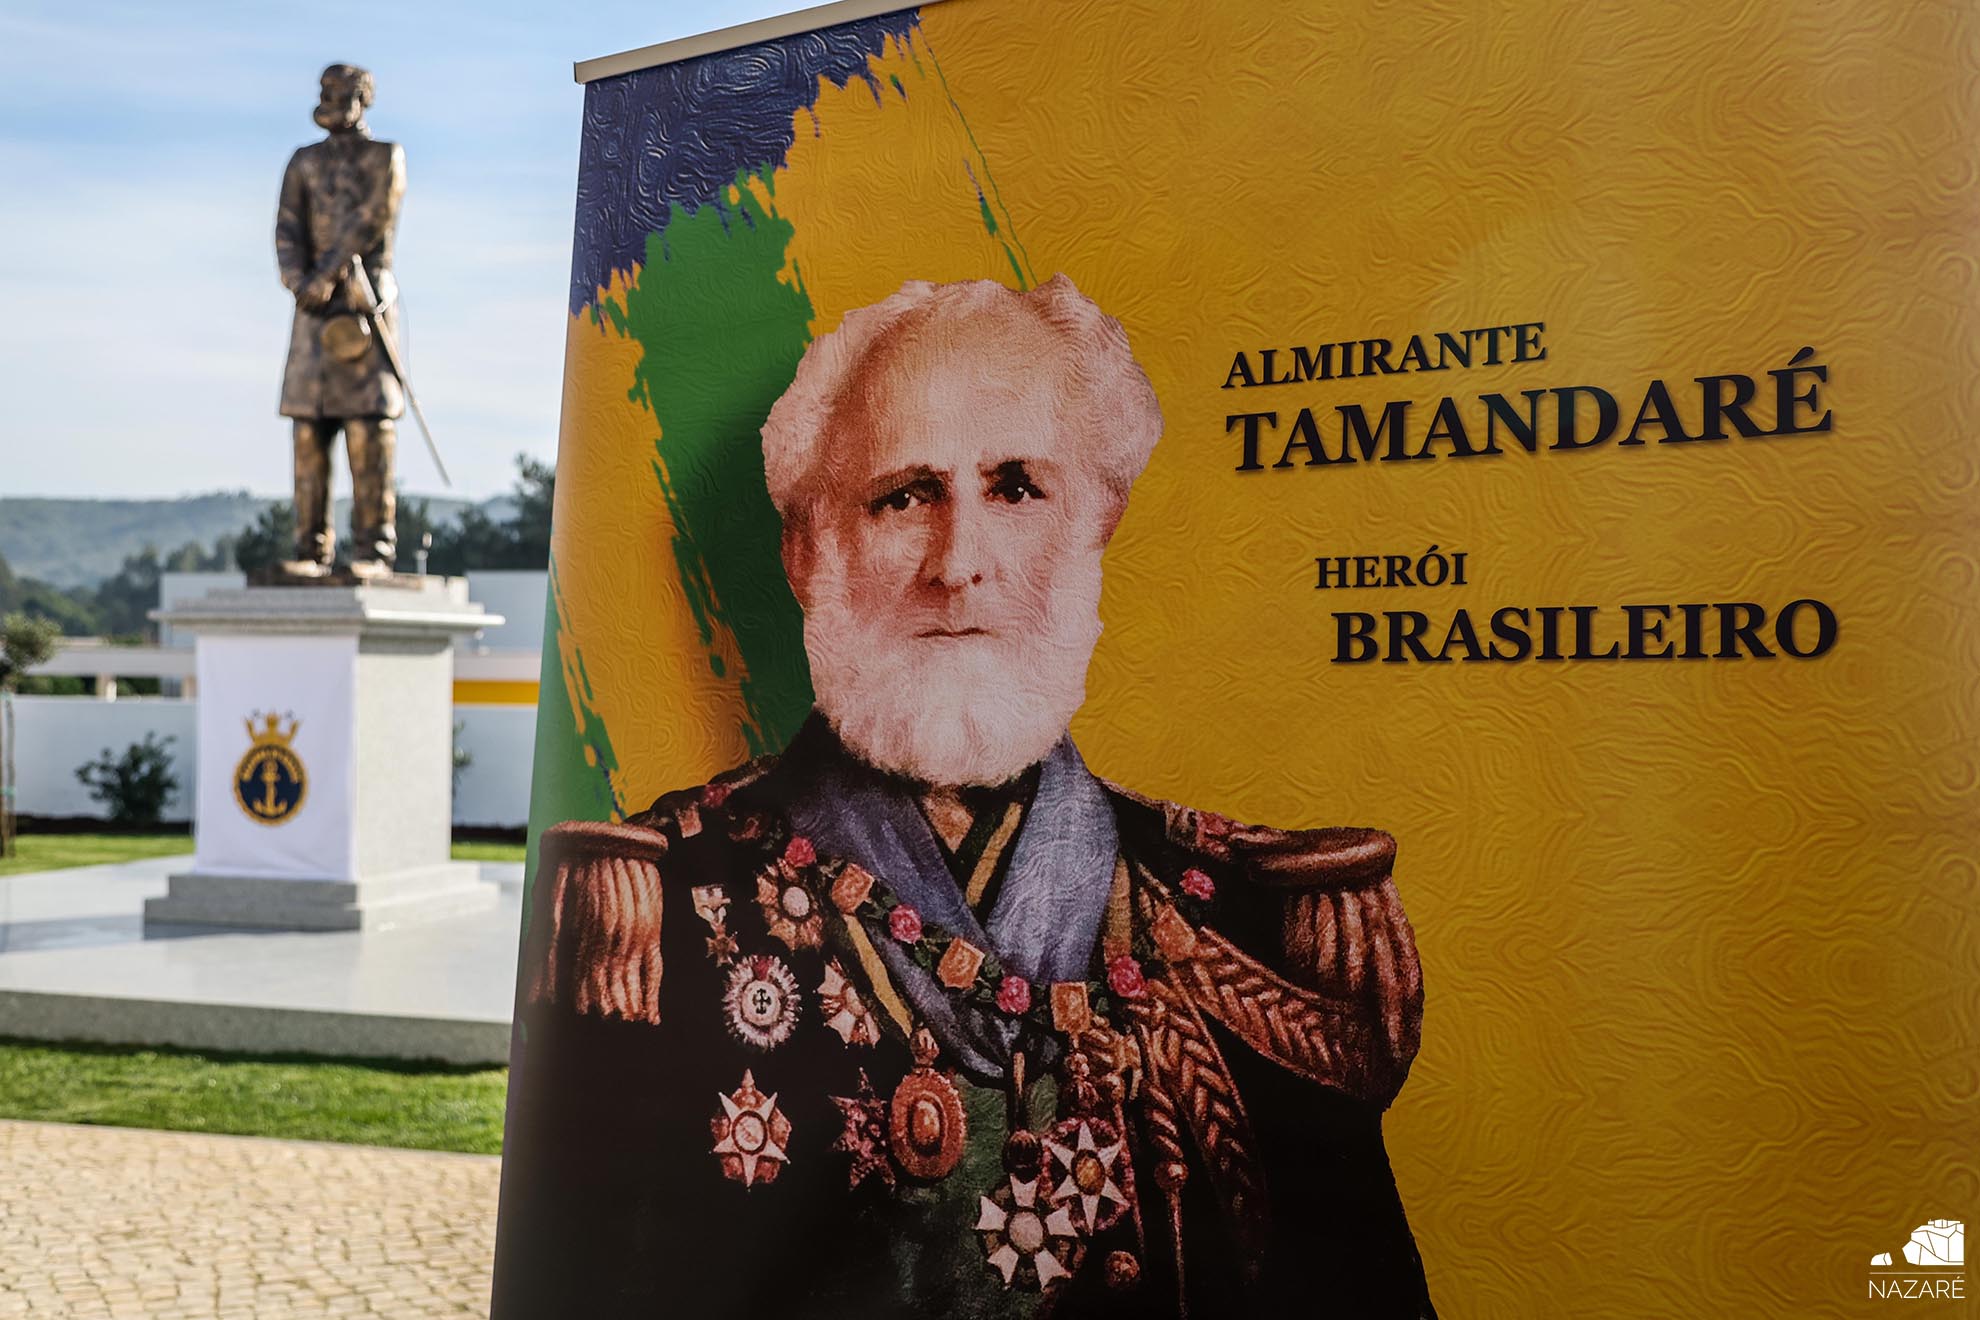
[297,272,340,313]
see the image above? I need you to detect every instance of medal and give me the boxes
[691,884,738,965]
[692,885,728,929]
[817,959,880,1047]
[829,1069,894,1190]
[1043,1116,1134,1234]
[829,862,875,913]
[1050,982,1092,1036]
[888,1028,967,1181]
[756,868,824,951]
[674,801,702,838]
[723,955,800,1051]
[936,937,985,990]
[1150,903,1198,962]
[711,1069,791,1188]
[975,1173,1081,1290]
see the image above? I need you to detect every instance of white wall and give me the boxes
[9,695,534,828]
[9,696,199,821]
[17,570,548,828]
[451,704,537,828]
[460,571,546,652]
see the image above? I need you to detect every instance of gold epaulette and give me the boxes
[1161,798,1397,893]
[1109,783,1424,1105]
[527,819,671,1026]
[626,753,781,837]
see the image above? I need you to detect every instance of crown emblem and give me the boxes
[244,711,301,748]
[235,711,308,825]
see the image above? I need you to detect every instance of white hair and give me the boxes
[761,273,1162,522]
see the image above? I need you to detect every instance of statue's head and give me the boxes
[763,275,1163,787]
[314,64,375,134]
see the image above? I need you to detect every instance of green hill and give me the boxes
[0,494,270,588]
[0,492,478,588]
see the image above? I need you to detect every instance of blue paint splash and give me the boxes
[569,9,921,313]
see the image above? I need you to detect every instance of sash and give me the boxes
[780,717,1119,1082]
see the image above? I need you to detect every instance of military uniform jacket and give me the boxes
[275,131,405,420]
[493,716,1435,1319]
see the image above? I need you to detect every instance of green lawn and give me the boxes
[0,1038,506,1154]
[450,839,526,863]
[0,833,191,878]
[0,833,523,876]
[0,832,521,1151]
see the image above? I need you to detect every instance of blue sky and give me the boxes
[0,0,794,501]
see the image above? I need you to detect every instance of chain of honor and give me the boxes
[681,779,1220,1296]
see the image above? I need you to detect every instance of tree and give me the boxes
[0,549,99,636]
[224,453,556,579]
[426,453,557,574]
[87,547,166,640]
[394,495,439,573]
[165,536,234,572]
[234,502,297,576]
[0,611,60,857]
[0,613,58,695]
[508,454,556,570]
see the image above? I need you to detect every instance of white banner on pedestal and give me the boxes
[192,633,357,881]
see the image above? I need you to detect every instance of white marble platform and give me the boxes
[0,854,522,1064]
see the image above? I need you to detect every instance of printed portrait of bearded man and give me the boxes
[493,275,1438,1320]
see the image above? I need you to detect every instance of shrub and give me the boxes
[452,719,472,792]
[75,733,179,825]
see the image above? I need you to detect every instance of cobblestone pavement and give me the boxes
[0,1120,499,1318]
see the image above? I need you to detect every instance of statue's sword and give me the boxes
[345,254,451,488]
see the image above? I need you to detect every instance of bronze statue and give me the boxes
[275,64,406,579]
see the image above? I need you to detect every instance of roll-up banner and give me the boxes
[493,3,1980,1315]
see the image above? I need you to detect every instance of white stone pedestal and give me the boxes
[145,579,504,932]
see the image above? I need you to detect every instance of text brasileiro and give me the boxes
[1223,324,1839,663]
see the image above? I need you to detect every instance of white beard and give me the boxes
[801,541,1103,788]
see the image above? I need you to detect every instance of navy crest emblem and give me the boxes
[234,711,307,825]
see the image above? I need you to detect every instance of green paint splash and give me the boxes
[621,178,818,756]
[532,48,1041,846]
[520,555,622,921]
[926,36,1036,290]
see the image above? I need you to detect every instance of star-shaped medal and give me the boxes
[711,1069,791,1189]
[756,867,824,951]
[1043,1116,1134,1234]
[975,1174,1081,1290]
[829,1069,893,1189]
[722,955,800,1051]
[818,959,879,1047]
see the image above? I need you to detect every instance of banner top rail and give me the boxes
[575,1,949,83]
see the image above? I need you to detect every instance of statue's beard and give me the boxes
[801,539,1104,788]
[314,103,363,132]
